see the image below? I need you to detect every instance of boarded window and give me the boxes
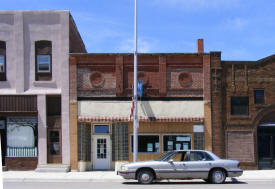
[254,89,265,104]
[231,97,249,116]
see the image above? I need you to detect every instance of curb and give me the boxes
[3,178,125,183]
[4,177,275,183]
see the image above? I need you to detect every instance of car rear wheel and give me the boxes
[210,169,226,184]
[137,169,154,184]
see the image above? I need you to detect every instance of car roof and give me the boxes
[173,150,210,153]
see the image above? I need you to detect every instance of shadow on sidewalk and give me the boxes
[122,179,247,185]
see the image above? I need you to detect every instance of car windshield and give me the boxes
[155,151,175,161]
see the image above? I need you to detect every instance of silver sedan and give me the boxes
[118,150,243,184]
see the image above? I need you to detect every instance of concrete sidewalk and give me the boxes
[3,170,275,182]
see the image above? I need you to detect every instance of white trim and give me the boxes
[37,55,51,73]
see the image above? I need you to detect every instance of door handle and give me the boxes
[182,163,186,166]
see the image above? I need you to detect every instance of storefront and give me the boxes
[0,95,38,170]
[77,100,204,170]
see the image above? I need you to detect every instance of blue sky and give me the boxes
[2,0,275,60]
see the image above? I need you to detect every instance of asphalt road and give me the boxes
[3,180,275,189]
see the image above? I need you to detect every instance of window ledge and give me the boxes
[33,80,56,85]
[33,80,57,88]
[229,115,250,120]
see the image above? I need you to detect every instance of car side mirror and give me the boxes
[168,159,174,164]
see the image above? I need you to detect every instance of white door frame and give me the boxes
[93,135,110,170]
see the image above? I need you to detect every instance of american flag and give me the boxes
[129,97,135,120]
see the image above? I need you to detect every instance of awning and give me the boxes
[78,116,204,123]
[78,100,204,121]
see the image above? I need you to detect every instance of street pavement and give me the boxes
[2,170,275,183]
[3,180,275,189]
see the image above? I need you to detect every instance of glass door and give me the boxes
[47,129,62,163]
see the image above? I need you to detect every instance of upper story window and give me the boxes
[254,89,265,105]
[0,41,6,81]
[231,97,249,116]
[0,55,4,72]
[37,55,51,72]
[35,40,52,81]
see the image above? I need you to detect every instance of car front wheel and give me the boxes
[137,169,154,184]
[210,169,226,184]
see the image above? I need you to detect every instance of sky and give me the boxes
[1,0,275,60]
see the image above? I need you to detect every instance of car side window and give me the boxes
[203,152,214,161]
[169,152,182,162]
[189,151,211,161]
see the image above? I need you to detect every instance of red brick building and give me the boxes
[211,53,275,169]
[69,40,219,171]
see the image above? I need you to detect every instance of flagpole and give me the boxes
[133,0,138,162]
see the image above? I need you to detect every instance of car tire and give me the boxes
[210,169,226,184]
[137,169,154,184]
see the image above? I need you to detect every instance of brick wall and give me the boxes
[212,54,275,168]
[6,157,37,170]
[73,54,206,98]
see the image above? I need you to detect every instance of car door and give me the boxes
[157,151,189,179]
[183,151,213,179]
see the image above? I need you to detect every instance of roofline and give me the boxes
[222,54,275,65]
[69,13,87,53]
[70,52,210,56]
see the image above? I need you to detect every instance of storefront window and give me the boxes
[163,135,191,152]
[6,117,37,157]
[131,135,159,153]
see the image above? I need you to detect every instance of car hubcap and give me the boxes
[141,173,150,181]
[214,171,223,183]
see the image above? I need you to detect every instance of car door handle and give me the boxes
[182,163,186,166]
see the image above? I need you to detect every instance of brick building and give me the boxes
[69,40,221,171]
[211,53,275,169]
[0,11,86,171]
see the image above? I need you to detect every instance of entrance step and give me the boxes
[35,164,70,172]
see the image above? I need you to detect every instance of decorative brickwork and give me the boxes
[211,54,275,169]
[72,54,206,98]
